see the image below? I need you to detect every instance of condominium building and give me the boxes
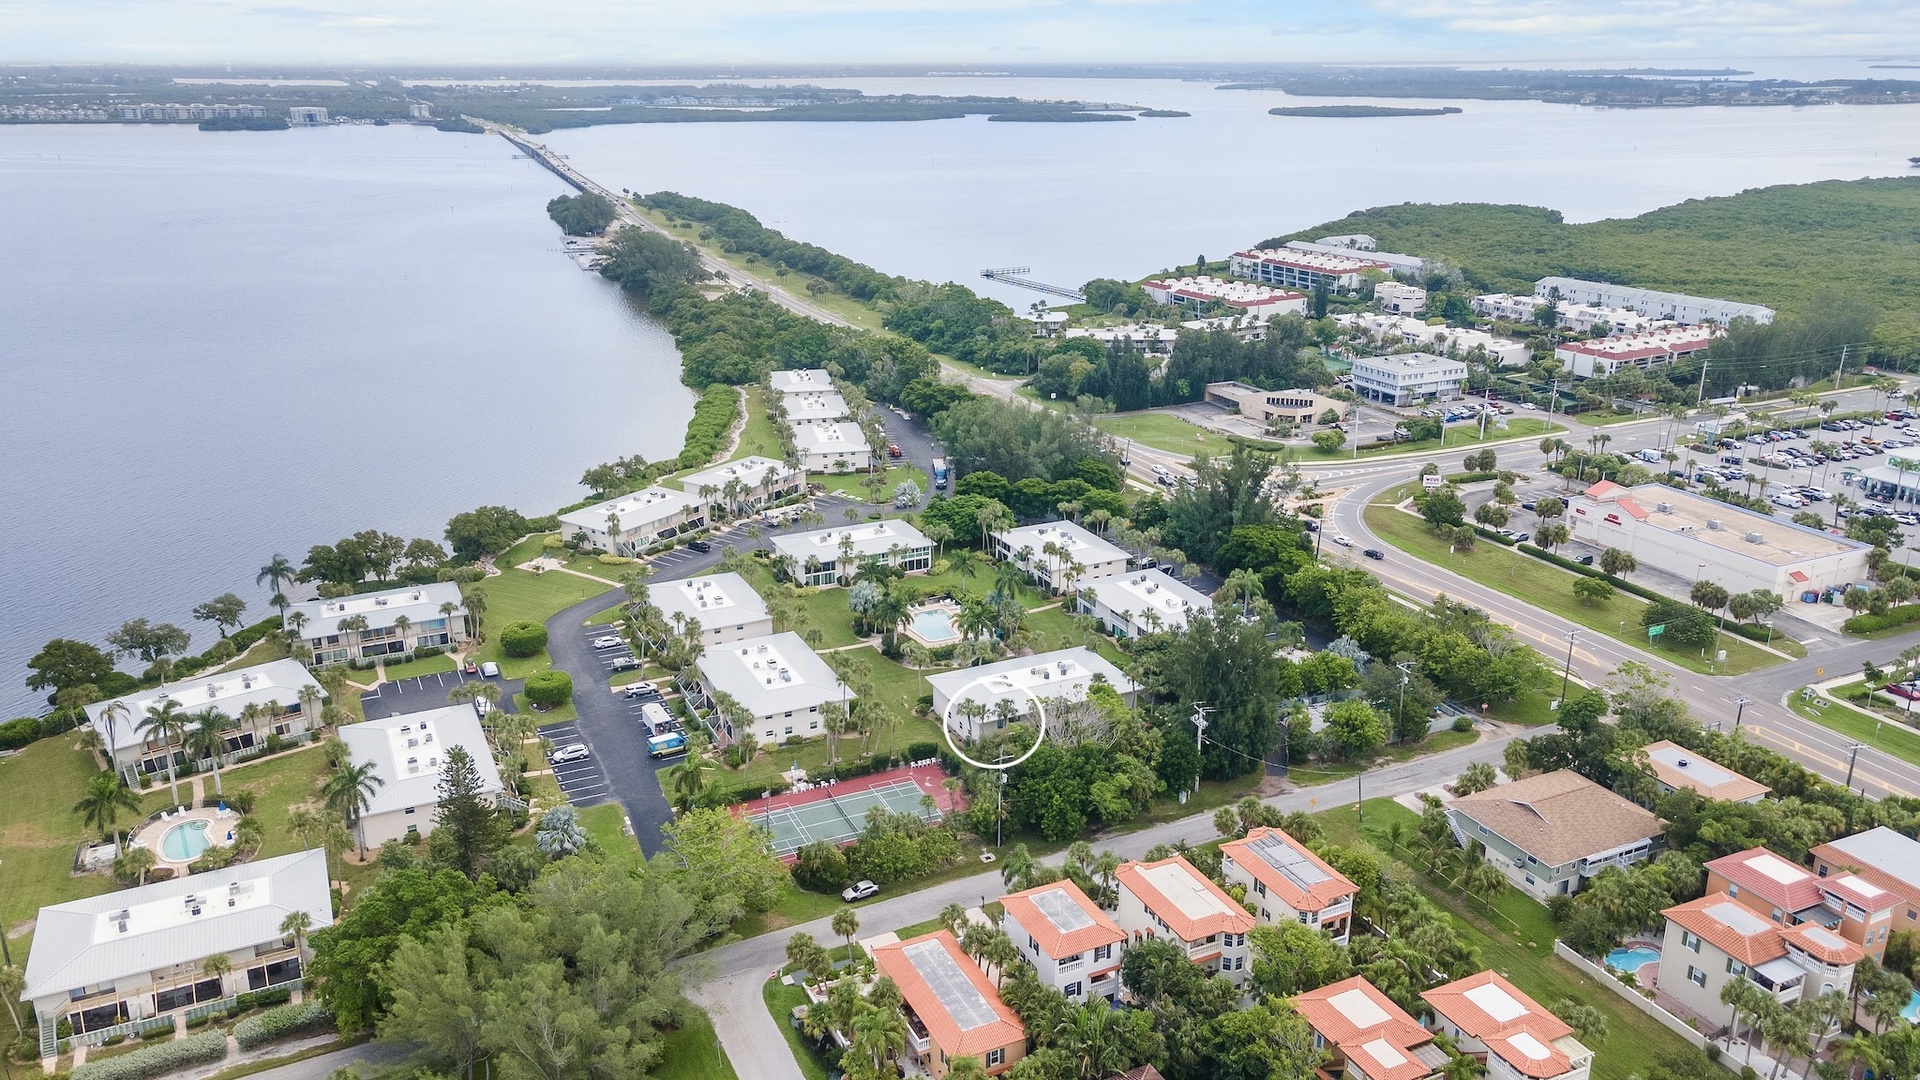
[1061,323,1181,354]
[1533,278,1775,327]
[1204,381,1341,425]
[558,486,709,555]
[1230,247,1394,292]
[1349,352,1468,406]
[1448,770,1663,900]
[1638,741,1770,803]
[1078,570,1212,638]
[677,456,805,512]
[1705,846,1899,963]
[339,704,505,848]
[771,520,933,587]
[22,850,332,1053]
[289,581,468,667]
[686,632,853,746]
[793,422,875,472]
[118,103,268,120]
[1287,238,1426,274]
[1375,282,1428,315]
[872,930,1027,1078]
[999,879,1126,1003]
[1811,827,1920,940]
[768,368,836,395]
[1293,976,1448,1080]
[1471,294,1667,336]
[927,649,1137,741]
[647,572,773,647]
[1659,892,1862,1020]
[991,520,1129,593]
[781,390,853,428]
[1337,314,1531,368]
[1141,275,1308,321]
[1113,855,1254,982]
[85,659,325,784]
[1220,826,1358,943]
[1555,326,1718,379]
[1423,972,1594,1080]
[287,106,328,125]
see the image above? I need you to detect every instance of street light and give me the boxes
[1733,696,1751,733]
[1559,630,1579,703]
[1844,742,1866,791]
[1395,661,1415,744]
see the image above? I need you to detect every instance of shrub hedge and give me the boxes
[1844,604,1920,634]
[234,1003,333,1050]
[71,1029,228,1080]
[499,621,549,658]
[524,669,574,707]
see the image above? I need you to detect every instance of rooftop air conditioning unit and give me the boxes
[1745,532,1765,543]
[375,598,388,606]
[1708,519,1724,531]
[1656,502,1673,513]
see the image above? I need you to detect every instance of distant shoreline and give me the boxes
[1270,105,1463,118]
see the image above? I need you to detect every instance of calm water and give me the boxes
[0,124,692,717]
[543,76,1920,307]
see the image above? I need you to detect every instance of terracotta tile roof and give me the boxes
[1665,892,1863,969]
[1450,770,1662,867]
[1824,872,1902,913]
[1706,848,1826,911]
[1222,827,1358,914]
[871,930,1025,1060]
[1784,922,1866,966]
[1294,976,1440,1080]
[1104,1068,1165,1080]
[999,879,1124,960]
[1641,742,1771,803]
[1812,828,1920,907]
[1422,971,1582,1080]
[1583,480,1621,499]
[1115,855,1255,942]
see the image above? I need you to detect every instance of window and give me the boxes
[405,806,416,815]
[1064,982,1083,998]
[1688,966,1707,987]
[1094,944,1111,961]
[986,1049,1005,1067]
[783,727,793,736]
[1261,909,1271,920]
[1727,884,1739,897]
[406,824,419,835]
[1682,931,1702,953]
[1771,907,1783,922]
[1028,936,1038,952]
[1726,959,1747,976]
[1254,880,1267,896]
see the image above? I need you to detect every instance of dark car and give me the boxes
[1363,548,1385,560]
[1577,554,1595,565]
[1521,501,1538,512]
[686,539,713,553]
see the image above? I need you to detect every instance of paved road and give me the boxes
[358,669,523,720]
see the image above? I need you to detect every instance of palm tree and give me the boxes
[831,906,861,955]
[138,699,193,805]
[392,615,413,656]
[258,554,295,618]
[73,771,142,854]
[202,952,233,993]
[1058,998,1129,1080]
[946,1057,990,1080]
[322,759,385,859]
[337,614,370,664]
[0,964,25,1036]
[116,846,157,886]
[847,1002,908,1080]
[186,708,238,797]
[95,698,129,773]
[669,758,707,811]
[280,910,314,956]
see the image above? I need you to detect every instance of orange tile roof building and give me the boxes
[1638,741,1770,804]
[1811,827,1920,940]
[1113,855,1255,983]
[1658,892,1863,1025]
[1423,971,1594,1080]
[1705,846,1899,962]
[999,879,1127,1003]
[1293,976,1448,1080]
[1221,826,1358,943]
[872,930,1027,1079]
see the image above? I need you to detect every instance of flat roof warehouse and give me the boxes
[1575,482,1865,566]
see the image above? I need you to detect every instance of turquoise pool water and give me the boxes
[1606,945,1661,973]
[910,607,961,644]
[1902,990,1920,1023]
[161,819,212,861]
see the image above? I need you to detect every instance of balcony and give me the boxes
[904,1008,932,1057]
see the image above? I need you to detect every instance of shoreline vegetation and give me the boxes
[1219,66,1920,107]
[1269,104,1463,117]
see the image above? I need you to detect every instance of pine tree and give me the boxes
[431,746,507,879]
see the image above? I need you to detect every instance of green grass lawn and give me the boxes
[1095,412,1227,457]
[1364,500,1787,676]
[762,980,832,1080]
[655,1005,742,1080]
[1317,799,1697,1080]
[373,653,457,682]
[516,694,579,727]
[0,737,129,949]
[732,386,783,462]
[473,535,620,678]
[1796,686,1920,767]
[816,466,931,503]
[1282,729,1481,787]
[1301,417,1563,462]
[579,803,641,863]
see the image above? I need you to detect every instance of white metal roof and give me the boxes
[85,659,323,754]
[340,703,502,817]
[557,485,705,534]
[926,648,1135,714]
[695,632,853,718]
[21,849,333,1002]
[770,520,931,564]
[768,368,834,394]
[677,456,801,496]
[996,520,1128,568]
[1090,570,1211,632]
[782,391,850,421]
[792,422,871,457]
[648,572,769,630]
[287,581,465,639]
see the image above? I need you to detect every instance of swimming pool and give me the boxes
[1606,945,1661,974]
[908,607,961,644]
[1902,989,1920,1023]
[161,819,212,861]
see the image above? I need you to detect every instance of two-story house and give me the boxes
[999,879,1126,1003]
[1705,847,1899,963]
[85,659,326,785]
[1220,826,1358,943]
[1293,975,1448,1080]
[992,521,1129,594]
[1423,971,1594,1080]
[871,930,1026,1079]
[1447,771,1663,900]
[1637,741,1770,804]
[646,572,774,649]
[1658,892,1863,1025]
[1811,827,1920,936]
[1113,855,1255,983]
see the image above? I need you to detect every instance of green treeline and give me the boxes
[545,192,615,236]
[1269,105,1462,117]
[196,116,290,131]
[644,191,897,299]
[461,98,1134,134]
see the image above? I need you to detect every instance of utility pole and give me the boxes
[1695,360,1711,406]
[1189,704,1211,798]
[1836,344,1850,390]
[1395,661,1415,744]
[1734,696,1751,733]
[1357,768,1364,824]
[1559,630,1579,703]
[1844,742,1865,791]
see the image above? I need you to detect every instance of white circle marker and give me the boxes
[940,674,1048,770]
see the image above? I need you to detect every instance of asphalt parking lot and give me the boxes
[535,719,610,806]
[359,668,522,719]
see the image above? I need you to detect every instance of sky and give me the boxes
[2,0,1918,67]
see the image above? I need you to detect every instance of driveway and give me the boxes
[359,669,523,720]
[536,718,612,806]
[874,407,943,503]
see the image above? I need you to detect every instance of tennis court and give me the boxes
[742,763,956,858]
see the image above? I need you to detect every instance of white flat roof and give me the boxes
[1352,351,1468,374]
[1329,987,1393,1029]
[925,647,1135,712]
[558,485,705,532]
[678,456,800,495]
[696,632,852,717]
[86,659,323,754]
[340,703,502,817]
[1139,860,1236,921]
[649,572,769,629]
[771,520,931,563]
[1462,982,1528,1023]
[793,422,871,456]
[997,520,1128,568]
[287,581,465,639]
[1092,570,1212,630]
[783,391,850,421]
[1747,852,1808,885]
[768,368,835,394]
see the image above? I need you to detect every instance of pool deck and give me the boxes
[129,805,240,869]
[901,600,963,648]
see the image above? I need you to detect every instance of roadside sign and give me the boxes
[1647,624,1665,639]
[1422,475,1443,489]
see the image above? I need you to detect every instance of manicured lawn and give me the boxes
[374,653,457,682]
[579,803,641,863]
[1317,799,1697,1080]
[1795,686,1920,767]
[816,466,931,503]
[472,536,619,678]
[1022,603,1127,665]
[0,736,128,948]
[1095,412,1226,457]
[656,1005,742,1080]
[1364,500,1787,675]
[516,694,579,727]
[732,386,784,462]
[1300,417,1563,461]
[763,980,832,1080]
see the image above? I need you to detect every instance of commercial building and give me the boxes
[686,632,853,746]
[22,849,332,1051]
[1448,770,1663,900]
[1532,277,1775,327]
[1847,461,1920,506]
[85,659,325,784]
[1230,248,1394,292]
[1221,826,1358,943]
[407,101,432,119]
[118,103,268,120]
[289,581,467,667]
[647,572,773,646]
[1638,741,1770,803]
[677,456,804,512]
[1375,282,1428,315]
[1141,275,1308,321]
[1293,976,1448,1080]
[1658,892,1862,1020]
[1349,352,1468,407]
[999,879,1126,1003]
[1114,855,1255,982]
[559,486,708,555]
[1554,326,1718,379]
[1204,381,1341,425]
[1078,569,1212,638]
[991,520,1129,593]
[780,390,852,428]
[1061,323,1180,354]
[339,704,505,849]
[768,368,835,395]
[1288,238,1426,274]
[1337,314,1531,368]
[771,520,933,587]
[792,422,875,472]
[872,930,1027,1078]
[1423,971,1595,1080]
[927,648,1137,741]
[1566,481,1872,599]
[287,106,328,125]
[1811,827,1920,937]
[1705,846,1899,963]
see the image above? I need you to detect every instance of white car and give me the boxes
[1519,402,1538,410]
[1770,493,1805,509]
[479,662,500,678]
[590,635,624,649]
[842,880,880,902]
[1151,463,1170,477]
[1333,534,1355,548]
[550,743,591,764]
